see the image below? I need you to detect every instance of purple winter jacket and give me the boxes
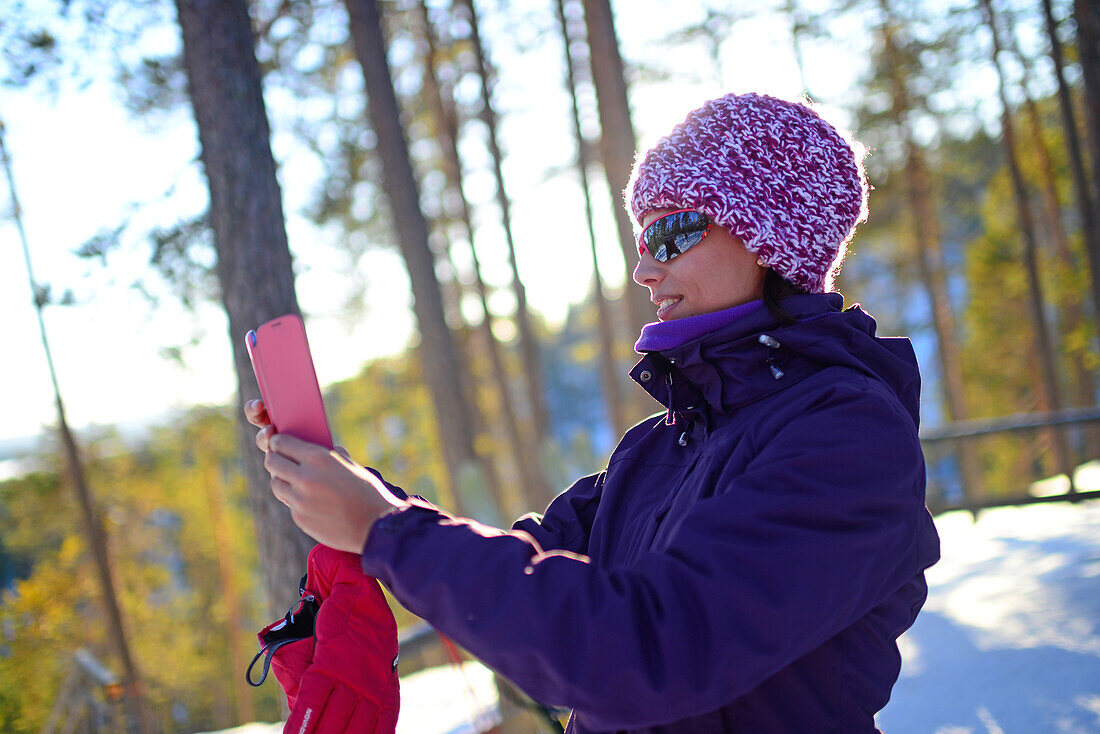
[361,293,940,732]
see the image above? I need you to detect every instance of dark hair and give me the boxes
[762,268,806,325]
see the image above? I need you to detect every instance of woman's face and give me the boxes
[633,210,766,321]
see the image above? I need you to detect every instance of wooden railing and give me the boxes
[920,407,1100,515]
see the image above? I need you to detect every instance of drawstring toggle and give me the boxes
[758,334,785,381]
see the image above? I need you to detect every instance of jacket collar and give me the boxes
[630,293,848,417]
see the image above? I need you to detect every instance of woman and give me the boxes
[250,92,940,733]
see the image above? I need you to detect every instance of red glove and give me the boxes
[248,575,320,709]
[282,544,400,734]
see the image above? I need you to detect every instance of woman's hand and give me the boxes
[245,399,275,451]
[244,400,408,553]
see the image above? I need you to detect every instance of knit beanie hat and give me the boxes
[627,93,868,293]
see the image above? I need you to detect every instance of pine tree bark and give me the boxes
[174,0,315,617]
[343,0,486,515]
[447,324,508,521]
[981,0,1077,489]
[578,0,656,429]
[1047,0,1100,334]
[557,0,629,437]
[1009,13,1100,459]
[455,0,556,496]
[419,0,552,511]
[877,3,986,505]
[580,0,654,341]
[1075,0,1100,307]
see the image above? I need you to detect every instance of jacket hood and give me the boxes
[630,293,922,429]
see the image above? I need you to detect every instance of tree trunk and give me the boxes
[174,0,315,618]
[556,0,629,437]
[1047,0,1100,335]
[343,0,487,516]
[456,0,558,504]
[3,126,154,734]
[419,0,552,512]
[877,3,986,505]
[980,0,1077,489]
[1075,0,1100,314]
[1009,13,1100,460]
[448,324,508,522]
[580,0,654,341]
[903,144,986,504]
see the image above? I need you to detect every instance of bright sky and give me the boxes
[0,0,867,447]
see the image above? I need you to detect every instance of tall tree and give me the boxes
[173,0,315,615]
[343,0,490,516]
[1076,0,1100,305]
[873,0,986,505]
[556,0,629,436]
[384,6,510,520]
[580,0,653,340]
[1045,0,1100,335]
[2,125,154,734]
[980,0,1077,487]
[455,0,557,502]
[1007,10,1100,458]
[417,0,552,511]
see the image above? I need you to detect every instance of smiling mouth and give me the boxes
[655,296,683,318]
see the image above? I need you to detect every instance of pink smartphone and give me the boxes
[246,314,334,449]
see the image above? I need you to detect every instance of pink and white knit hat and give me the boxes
[627,93,868,293]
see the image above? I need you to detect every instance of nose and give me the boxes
[633,252,662,288]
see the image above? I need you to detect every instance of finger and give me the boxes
[264,448,302,481]
[268,433,320,463]
[244,399,270,427]
[256,425,275,453]
[333,445,352,461]
[270,476,296,507]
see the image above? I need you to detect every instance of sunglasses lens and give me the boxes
[641,211,710,262]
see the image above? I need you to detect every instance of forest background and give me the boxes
[3,0,1100,731]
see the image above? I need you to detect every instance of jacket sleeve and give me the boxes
[508,416,655,553]
[360,378,936,730]
[365,463,604,555]
[508,470,604,555]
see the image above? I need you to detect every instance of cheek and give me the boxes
[693,250,764,308]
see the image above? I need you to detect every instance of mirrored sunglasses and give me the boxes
[637,209,712,262]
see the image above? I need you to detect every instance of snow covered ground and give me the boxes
[392,661,501,734]
[877,500,1100,733]
[204,500,1100,734]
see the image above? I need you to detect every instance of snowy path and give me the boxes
[877,501,1100,733]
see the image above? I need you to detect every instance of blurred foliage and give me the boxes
[0,413,285,732]
[328,352,450,505]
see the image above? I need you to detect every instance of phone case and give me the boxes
[246,314,334,449]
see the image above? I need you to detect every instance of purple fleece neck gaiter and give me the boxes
[634,300,764,353]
